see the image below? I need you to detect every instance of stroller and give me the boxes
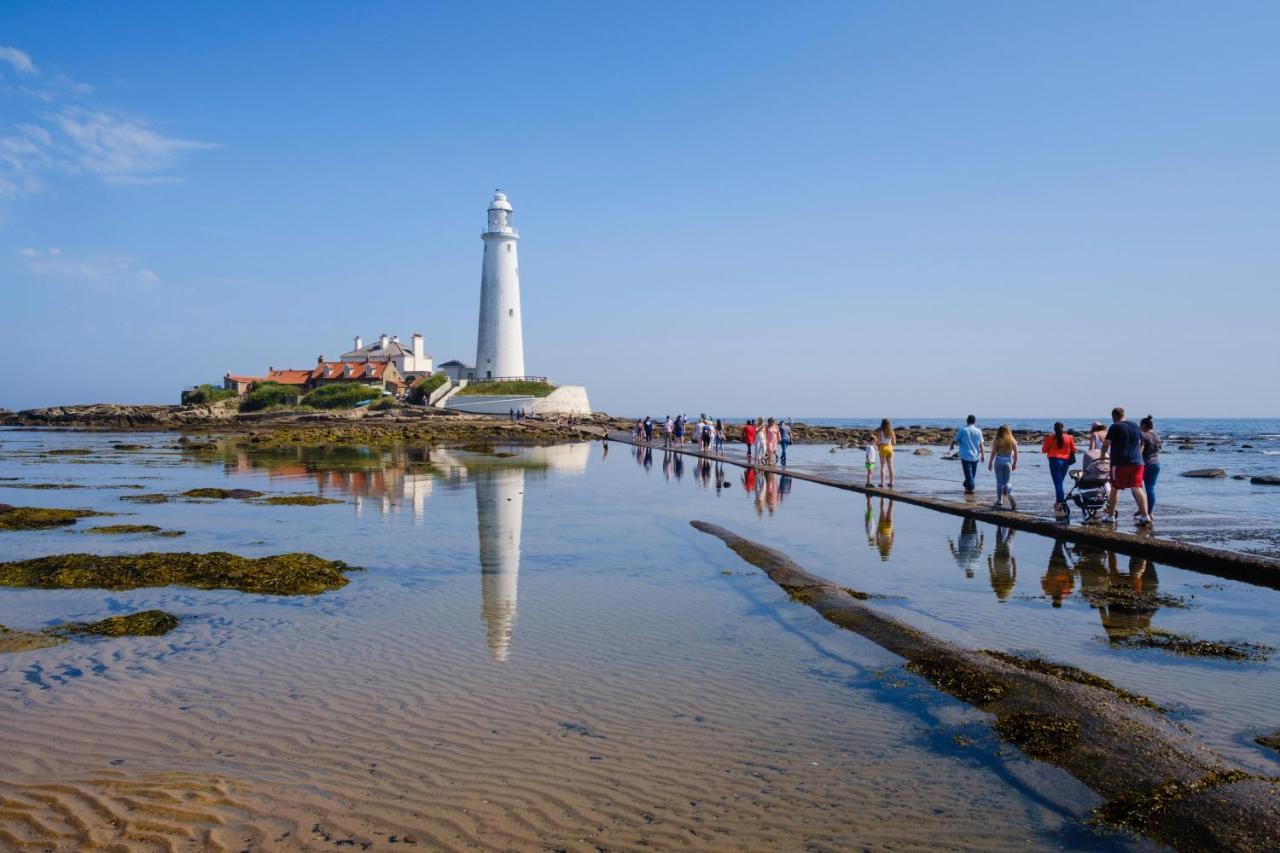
[1065,448,1111,522]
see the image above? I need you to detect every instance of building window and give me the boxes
[508,308,514,318]
[506,244,511,253]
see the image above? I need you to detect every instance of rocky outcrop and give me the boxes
[1182,469,1228,479]
[2,401,240,428]
[1251,476,1280,486]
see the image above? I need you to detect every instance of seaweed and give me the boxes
[905,652,1009,708]
[0,624,65,654]
[1109,628,1274,662]
[982,650,1162,711]
[0,505,107,530]
[111,443,145,450]
[994,711,1082,757]
[1256,732,1280,754]
[1080,586,1193,611]
[0,551,357,595]
[182,487,265,500]
[49,610,180,638]
[0,482,84,490]
[46,448,93,456]
[84,524,182,536]
[1093,770,1256,835]
[121,493,169,504]
[256,495,344,506]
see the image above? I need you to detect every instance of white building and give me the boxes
[475,190,526,380]
[341,332,433,378]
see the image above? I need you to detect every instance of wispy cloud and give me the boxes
[19,246,160,290]
[0,46,215,201]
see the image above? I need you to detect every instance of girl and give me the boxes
[988,424,1019,510]
[754,417,767,464]
[1087,421,1107,453]
[765,417,781,465]
[875,419,896,488]
[1140,415,1162,520]
[714,419,725,454]
[1041,421,1077,514]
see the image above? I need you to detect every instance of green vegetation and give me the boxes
[0,551,358,595]
[256,495,344,506]
[303,383,383,409]
[240,382,302,412]
[122,493,169,504]
[181,383,238,405]
[183,487,264,499]
[51,610,181,638]
[455,380,555,397]
[408,372,448,403]
[0,505,106,531]
[371,396,402,410]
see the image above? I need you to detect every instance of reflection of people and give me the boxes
[987,526,1017,600]
[763,471,780,514]
[875,497,895,560]
[742,467,756,493]
[1076,546,1160,640]
[948,517,985,579]
[864,495,876,547]
[1041,539,1074,607]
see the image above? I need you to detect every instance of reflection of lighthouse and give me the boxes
[476,467,525,662]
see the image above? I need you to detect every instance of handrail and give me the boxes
[470,376,549,384]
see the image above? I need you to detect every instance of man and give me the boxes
[643,416,654,443]
[779,418,793,465]
[1100,406,1150,525]
[949,415,985,495]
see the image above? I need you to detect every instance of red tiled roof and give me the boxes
[225,374,265,384]
[311,361,394,381]
[265,369,312,386]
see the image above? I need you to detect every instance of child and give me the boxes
[864,442,876,486]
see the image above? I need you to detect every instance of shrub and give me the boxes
[408,372,447,403]
[182,384,238,405]
[303,383,383,409]
[455,380,556,397]
[240,382,301,412]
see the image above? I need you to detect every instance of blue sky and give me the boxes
[2,2,1277,416]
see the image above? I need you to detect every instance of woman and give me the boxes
[1041,421,1077,515]
[714,419,725,454]
[742,419,757,461]
[754,417,767,464]
[700,418,713,453]
[1087,421,1107,452]
[988,424,1019,510]
[875,419,896,487]
[1140,415,1162,520]
[764,417,781,465]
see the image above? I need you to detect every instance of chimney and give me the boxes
[412,332,424,363]
[354,335,362,351]
[392,335,400,345]
[379,333,389,350]
[318,354,324,364]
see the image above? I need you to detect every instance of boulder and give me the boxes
[1251,476,1280,486]
[913,448,932,456]
[1181,468,1227,478]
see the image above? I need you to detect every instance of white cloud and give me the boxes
[0,47,37,77]
[18,246,160,291]
[53,107,218,185]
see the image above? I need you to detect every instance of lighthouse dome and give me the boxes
[488,190,512,212]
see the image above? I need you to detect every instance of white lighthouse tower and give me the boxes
[476,189,525,380]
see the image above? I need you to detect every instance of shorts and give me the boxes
[865,462,874,472]
[1111,464,1145,490]
[879,445,893,458]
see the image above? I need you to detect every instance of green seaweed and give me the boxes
[0,624,65,653]
[122,493,170,504]
[0,551,356,595]
[982,650,1162,711]
[0,505,106,531]
[1080,586,1192,611]
[0,483,84,490]
[1256,732,1280,754]
[994,711,1082,757]
[85,524,175,536]
[1109,628,1274,662]
[1093,770,1256,835]
[256,495,344,506]
[905,653,1009,708]
[183,487,265,500]
[50,610,180,638]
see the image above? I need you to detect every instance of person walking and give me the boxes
[779,419,793,466]
[674,414,685,446]
[743,419,757,462]
[643,416,654,443]
[764,417,781,465]
[754,417,767,463]
[714,418,725,454]
[875,419,896,488]
[949,415,985,495]
[1087,421,1107,453]
[988,424,1019,510]
[1139,415,1162,520]
[864,440,876,486]
[1041,421,1077,515]
[1100,406,1150,525]
[700,418,713,452]
[663,416,674,447]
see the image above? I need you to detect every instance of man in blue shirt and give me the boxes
[949,415,985,495]
[1101,405,1150,525]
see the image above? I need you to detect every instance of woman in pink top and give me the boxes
[764,417,781,465]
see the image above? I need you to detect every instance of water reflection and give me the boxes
[218,441,591,662]
[987,527,1017,601]
[948,518,985,579]
[864,496,895,561]
[1075,546,1160,640]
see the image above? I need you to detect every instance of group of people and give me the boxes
[949,407,1162,525]
[629,415,795,465]
[742,417,792,465]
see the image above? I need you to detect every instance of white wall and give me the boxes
[476,232,525,379]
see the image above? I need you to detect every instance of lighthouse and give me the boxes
[475,189,525,379]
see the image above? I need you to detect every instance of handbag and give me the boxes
[1067,449,1078,465]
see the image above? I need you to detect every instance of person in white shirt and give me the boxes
[864,443,877,486]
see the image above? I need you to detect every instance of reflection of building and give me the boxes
[476,467,524,662]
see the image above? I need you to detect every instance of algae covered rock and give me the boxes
[85,524,182,536]
[51,609,180,638]
[0,504,106,531]
[0,624,65,653]
[1181,468,1226,478]
[122,493,170,504]
[183,487,265,500]
[256,495,344,506]
[0,551,356,595]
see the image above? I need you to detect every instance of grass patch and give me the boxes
[256,495,343,506]
[1080,587,1193,611]
[183,487,264,500]
[0,482,84,490]
[409,372,447,403]
[1093,770,1256,836]
[0,552,357,595]
[240,382,302,413]
[455,380,556,397]
[0,505,107,531]
[50,610,180,638]
[303,383,382,409]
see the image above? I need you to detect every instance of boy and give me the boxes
[865,442,877,486]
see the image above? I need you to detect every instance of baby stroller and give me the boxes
[1065,449,1111,522]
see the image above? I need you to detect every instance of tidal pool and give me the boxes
[0,430,1276,850]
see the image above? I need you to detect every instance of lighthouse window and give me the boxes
[506,244,511,252]
[508,308,514,317]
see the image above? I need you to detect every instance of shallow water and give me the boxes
[1,431,1277,850]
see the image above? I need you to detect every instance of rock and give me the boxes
[1251,476,1280,486]
[913,448,932,456]
[1233,475,1247,480]
[1179,444,1195,450]
[1181,469,1227,478]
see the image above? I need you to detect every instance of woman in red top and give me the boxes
[742,420,757,462]
[1041,421,1077,515]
